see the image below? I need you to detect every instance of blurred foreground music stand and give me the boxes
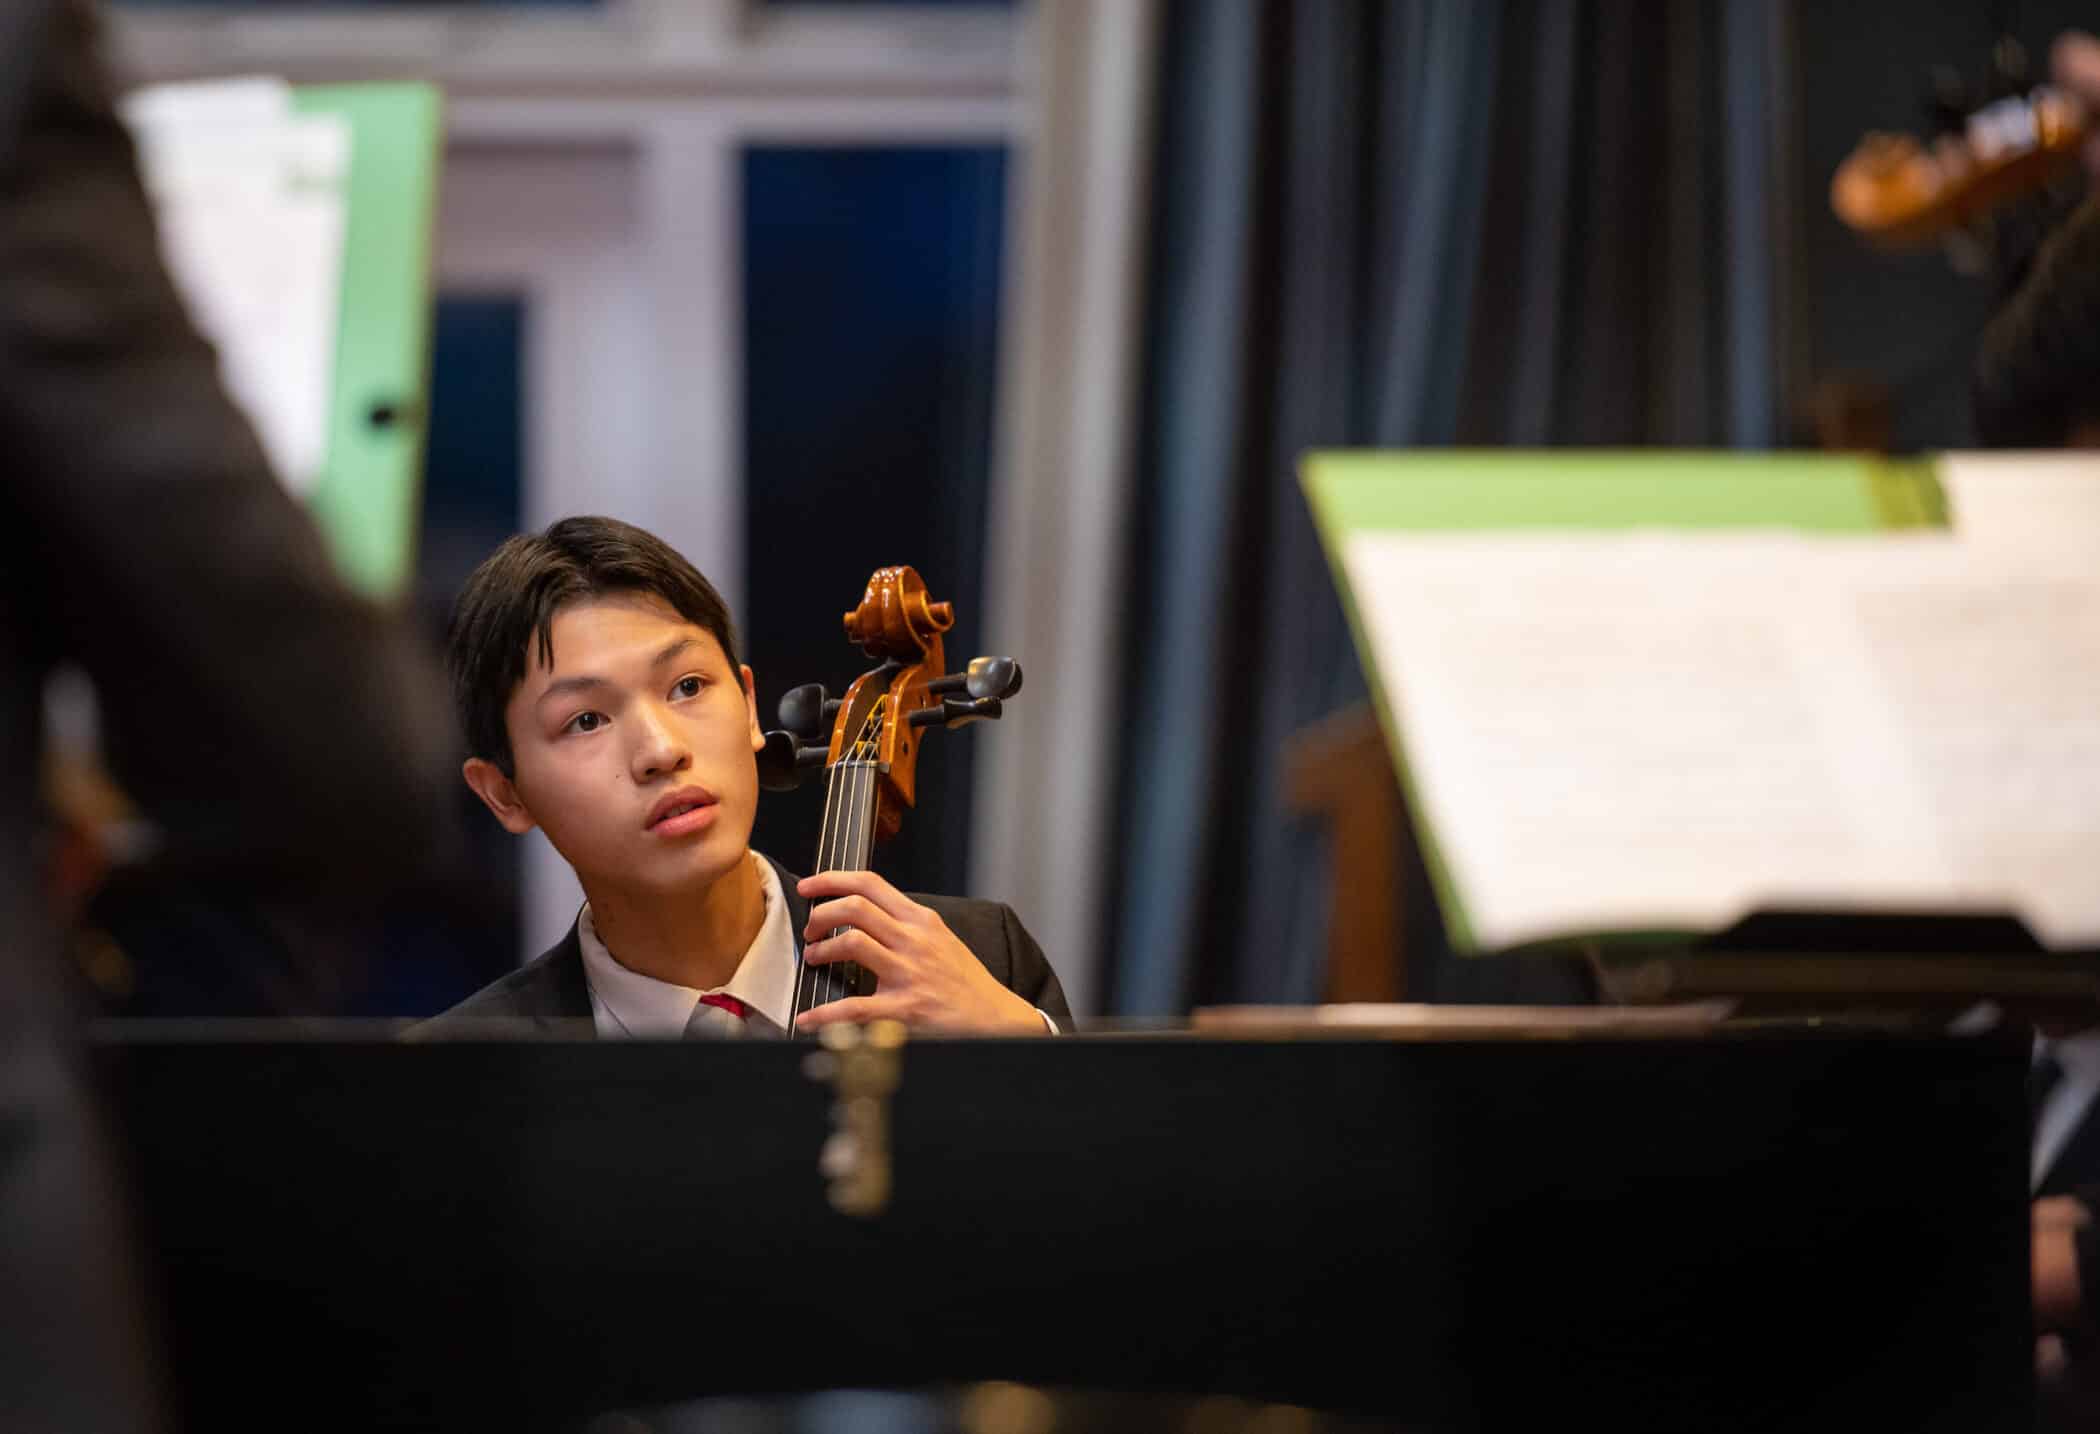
[1584,909,2100,1027]
[102,1025,2032,1432]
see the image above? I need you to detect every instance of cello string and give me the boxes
[823,762,848,1008]
[797,736,847,1031]
[854,698,885,999]
[821,744,850,1008]
[824,704,874,1008]
[843,762,864,1006]
[811,746,846,1020]
[846,754,872,1002]
[810,711,865,1021]
[833,709,871,1005]
[838,699,883,1006]
[829,709,872,1008]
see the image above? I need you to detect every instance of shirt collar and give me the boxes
[577,853,798,1038]
[2039,1027,2100,1081]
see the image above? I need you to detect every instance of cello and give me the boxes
[754,565,1023,1216]
[754,564,1023,1031]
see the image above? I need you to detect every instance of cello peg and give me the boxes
[757,730,805,791]
[779,683,838,739]
[907,696,1003,730]
[925,657,1023,701]
[757,729,839,789]
[965,656,1022,700]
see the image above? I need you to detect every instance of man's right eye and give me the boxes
[566,711,605,734]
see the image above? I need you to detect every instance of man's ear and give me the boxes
[740,664,764,753]
[462,758,538,835]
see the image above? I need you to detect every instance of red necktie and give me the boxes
[684,992,750,1040]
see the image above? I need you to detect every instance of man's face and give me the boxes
[466,593,765,900]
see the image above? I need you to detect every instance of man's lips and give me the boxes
[645,788,718,834]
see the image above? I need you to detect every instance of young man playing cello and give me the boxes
[419,516,1069,1039]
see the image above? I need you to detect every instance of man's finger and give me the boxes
[2036,1195,2092,1230]
[2054,31,2100,103]
[2035,1224,2086,1327]
[798,868,917,921]
[795,995,900,1032]
[802,927,901,978]
[805,893,908,950]
[2039,1333,2069,1382]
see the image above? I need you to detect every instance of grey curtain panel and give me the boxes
[1106,0,1788,1017]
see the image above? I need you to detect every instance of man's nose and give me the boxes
[630,702,691,780]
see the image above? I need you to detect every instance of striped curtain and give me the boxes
[1106,0,1790,1015]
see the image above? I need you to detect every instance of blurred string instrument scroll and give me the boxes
[754,565,1023,1214]
[1832,36,2087,272]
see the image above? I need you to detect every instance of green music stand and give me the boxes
[292,83,442,604]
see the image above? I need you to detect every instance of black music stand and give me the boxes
[99,1024,2030,1432]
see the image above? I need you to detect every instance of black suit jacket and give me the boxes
[2040,1098,2100,1201]
[2035,1083,2100,1433]
[413,855,1074,1037]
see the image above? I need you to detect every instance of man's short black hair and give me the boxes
[447,516,741,775]
[1974,197,2100,448]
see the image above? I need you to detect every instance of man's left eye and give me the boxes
[674,676,702,698]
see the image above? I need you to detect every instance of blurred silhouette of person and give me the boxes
[1970,174,2100,1430]
[1,1,456,1428]
[2053,31,2100,183]
[1973,193,2100,450]
[2025,1025,2100,1431]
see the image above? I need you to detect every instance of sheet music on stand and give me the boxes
[1189,1001,1737,1037]
[1307,451,2100,963]
[122,78,350,498]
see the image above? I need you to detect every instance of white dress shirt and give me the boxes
[578,853,798,1039]
[576,852,1060,1037]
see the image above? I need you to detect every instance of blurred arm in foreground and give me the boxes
[0,1,455,1429]
[2,1,454,887]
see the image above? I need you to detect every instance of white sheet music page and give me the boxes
[1939,452,2100,575]
[122,79,350,498]
[1851,560,2100,945]
[1344,517,2100,951]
